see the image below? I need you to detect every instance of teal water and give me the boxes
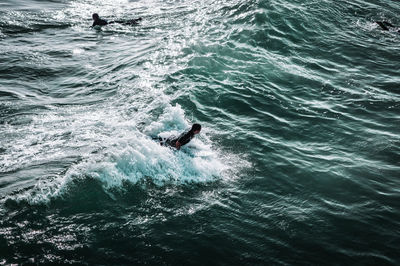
[1,0,399,264]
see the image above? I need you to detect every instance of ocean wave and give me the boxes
[2,104,235,205]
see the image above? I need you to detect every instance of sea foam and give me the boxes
[7,104,228,205]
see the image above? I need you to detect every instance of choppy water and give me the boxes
[1,0,399,264]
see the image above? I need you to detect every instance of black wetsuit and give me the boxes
[376,21,400,33]
[164,129,195,148]
[92,18,109,27]
[92,18,142,27]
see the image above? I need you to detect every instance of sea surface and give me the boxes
[0,0,399,264]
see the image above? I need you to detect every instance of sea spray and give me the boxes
[6,104,229,205]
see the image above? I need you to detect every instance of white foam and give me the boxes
[72,47,85,55]
[144,103,189,135]
[7,104,231,204]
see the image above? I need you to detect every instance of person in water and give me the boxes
[91,13,142,27]
[375,21,399,33]
[158,124,202,150]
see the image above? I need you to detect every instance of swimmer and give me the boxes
[155,124,202,150]
[91,13,142,28]
[375,21,399,33]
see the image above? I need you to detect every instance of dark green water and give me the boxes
[1,0,399,264]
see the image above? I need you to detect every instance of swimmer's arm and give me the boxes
[376,21,389,31]
[175,141,182,150]
[384,21,394,28]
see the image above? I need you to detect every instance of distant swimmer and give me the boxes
[375,21,400,33]
[91,13,142,28]
[155,124,201,150]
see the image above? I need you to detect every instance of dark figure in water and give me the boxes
[91,13,142,27]
[375,21,399,33]
[157,124,202,150]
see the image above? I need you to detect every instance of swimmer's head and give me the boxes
[92,13,99,20]
[192,124,201,134]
